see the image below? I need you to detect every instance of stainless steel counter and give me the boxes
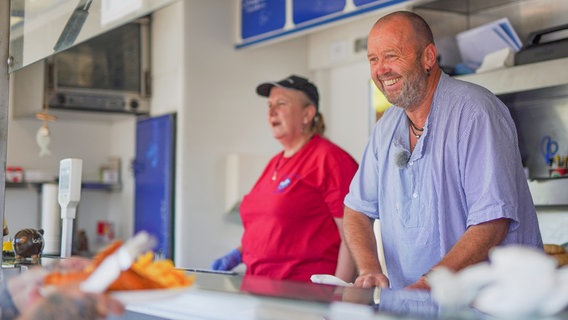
[123,271,371,319]
[116,271,568,320]
[3,264,568,319]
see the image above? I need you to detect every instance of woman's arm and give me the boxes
[334,217,357,283]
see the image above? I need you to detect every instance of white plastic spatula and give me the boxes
[80,231,157,293]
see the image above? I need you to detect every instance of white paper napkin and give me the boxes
[310,274,353,287]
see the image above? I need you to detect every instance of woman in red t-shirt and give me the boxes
[211,75,358,283]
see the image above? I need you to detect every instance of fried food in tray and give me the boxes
[544,244,566,255]
[553,253,568,267]
[44,240,194,291]
[543,243,568,268]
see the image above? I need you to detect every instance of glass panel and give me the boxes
[9,0,179,72]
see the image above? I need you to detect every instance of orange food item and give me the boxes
[92,240,123,266]
[44,240,123,287]
[44,270,90,286]
[108,269,164,291]
[44,241,194,291]
[130,252,194,288]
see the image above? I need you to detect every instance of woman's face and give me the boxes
[267,86,311,142]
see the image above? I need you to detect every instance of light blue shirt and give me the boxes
[345,73,542,289]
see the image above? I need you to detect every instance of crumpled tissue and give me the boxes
[427,245,568,319]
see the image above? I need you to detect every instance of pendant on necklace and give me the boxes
[408,117,423,140]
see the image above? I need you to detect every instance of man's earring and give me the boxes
[426,67,431,76]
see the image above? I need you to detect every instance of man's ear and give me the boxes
[422,43,438,70]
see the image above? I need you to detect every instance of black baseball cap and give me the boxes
[256,75,319,110]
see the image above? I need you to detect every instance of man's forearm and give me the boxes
[429,218,510,273]
[343,207,382,275]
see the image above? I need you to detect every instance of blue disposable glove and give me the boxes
[211,248,242,271]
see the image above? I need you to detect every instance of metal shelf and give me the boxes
[5,182,43,191]
[81,182,122,192]
[6,181,121,192]
[528,179,568,206]
[455,57,568,95]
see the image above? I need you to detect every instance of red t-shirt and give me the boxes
[240,134,358,282]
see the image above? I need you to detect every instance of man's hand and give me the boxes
[405,276,430,290]
[353,272,390,289]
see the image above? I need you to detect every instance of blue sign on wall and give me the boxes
[293,0,345,25]
[354,0,384,6]
[241,0,286,39]
[238,0,408,48]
